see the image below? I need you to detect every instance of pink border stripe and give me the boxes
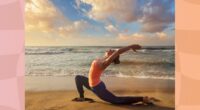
[0,0,24,110]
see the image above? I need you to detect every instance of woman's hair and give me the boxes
[108,49,120,64]
[113,55,120,64]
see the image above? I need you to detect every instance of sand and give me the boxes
[25,76,175,110]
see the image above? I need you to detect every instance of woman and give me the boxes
[73,44,155,105]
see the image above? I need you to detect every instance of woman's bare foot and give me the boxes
[143,96,160,105]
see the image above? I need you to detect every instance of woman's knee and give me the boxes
[75,75,82,81]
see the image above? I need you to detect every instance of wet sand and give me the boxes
[26,76,175,110]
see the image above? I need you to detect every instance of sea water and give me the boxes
[26,46,174,80]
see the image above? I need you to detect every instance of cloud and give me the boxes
[117,32,174,46]
[26,0,89,37]
[118,33,145,41]
[155,32,168,40]
[25,0,67,32]
[105,25,118,33]
[139,0,175,33]
[76,0,174,33]
[58,20,89,37]
[77,0,137,22]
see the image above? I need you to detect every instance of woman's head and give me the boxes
[104,49,114,57]
[104,49,120,64]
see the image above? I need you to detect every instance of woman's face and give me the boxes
[104,49,114,58]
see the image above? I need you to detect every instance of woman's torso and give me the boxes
[88,59,104,87]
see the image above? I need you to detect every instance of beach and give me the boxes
[25,76,175,110]
[25,0,176,109]
[25,46,175,110]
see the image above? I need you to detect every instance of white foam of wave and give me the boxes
[98,72,174,80]
[26,71,174,80]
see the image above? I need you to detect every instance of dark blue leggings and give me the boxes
[75,75,143,104]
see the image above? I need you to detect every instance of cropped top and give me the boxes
[88,59,104,87]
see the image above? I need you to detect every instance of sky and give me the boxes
[25,0,175,46]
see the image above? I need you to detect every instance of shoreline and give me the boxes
[25,76,174,92]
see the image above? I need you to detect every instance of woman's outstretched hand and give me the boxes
[131,44,142,52]
[72,97,95,103]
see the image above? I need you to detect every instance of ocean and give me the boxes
[25,46,175,80]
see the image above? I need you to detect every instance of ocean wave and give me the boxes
[25,51,65,55]
[102,72,175,80]
[25,47,104,55]
[121,60,174,66]
[137,49,174,54]
[25,46,174,55]
[26,66,174,80]
[25,48,68,55]
[25,72,174,80]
